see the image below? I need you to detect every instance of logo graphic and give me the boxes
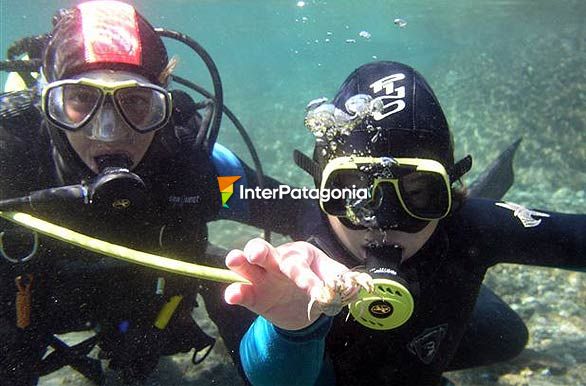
[218,176,241,208]
[495,202,550,228]
[369,300,394,319]
[407,324,448,364]
[112,198,131,210]
[369,73,406,120]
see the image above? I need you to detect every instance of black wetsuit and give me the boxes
[0,89,313,385]
[240,198,585,386]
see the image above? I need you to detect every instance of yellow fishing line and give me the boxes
[0,211,248,284]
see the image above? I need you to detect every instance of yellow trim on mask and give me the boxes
[320,156,451,221]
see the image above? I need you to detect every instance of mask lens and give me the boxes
[322,169,370,216]
[399,171,449,218]
[115,87,168,132]
[47,84,101,129]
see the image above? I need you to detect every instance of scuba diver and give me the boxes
[0,1,314,384]
[224,61,586,386]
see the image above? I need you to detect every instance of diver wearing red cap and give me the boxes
[0,1,313,384]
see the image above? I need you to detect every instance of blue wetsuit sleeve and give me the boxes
[240,315,333,386]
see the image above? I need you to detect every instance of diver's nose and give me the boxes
[88,102,129,142]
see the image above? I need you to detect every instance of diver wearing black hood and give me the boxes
[226,61,586,386]
[0,2,314,385]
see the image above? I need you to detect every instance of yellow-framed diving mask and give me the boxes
[320,156,452,227]
[41,77,173,135]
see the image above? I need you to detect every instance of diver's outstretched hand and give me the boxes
[224,238,349,331]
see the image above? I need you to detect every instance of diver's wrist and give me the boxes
[273,314,333,342]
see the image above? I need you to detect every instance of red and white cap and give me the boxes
[43,1,168,85]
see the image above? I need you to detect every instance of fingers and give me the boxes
[225,248,266,284]
[242,238,280,272]
[224,282,256,308]
[225,238,283,280]
[310,246,349,278]
[276,242,326,298]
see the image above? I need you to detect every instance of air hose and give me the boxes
[0,211,248,284]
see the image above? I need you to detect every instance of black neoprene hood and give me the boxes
[42,2,168,85]
[323,61,454,168]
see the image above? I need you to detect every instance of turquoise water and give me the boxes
[2,0,585,204]
[1,1,585,385]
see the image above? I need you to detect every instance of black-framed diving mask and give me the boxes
[41,77,173,137]
[320,156,452,229]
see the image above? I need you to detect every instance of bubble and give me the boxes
[394,18,407,28]
[345,39,357,44]
[345,94,372,118]
[359,30,371,39]
[370,98,384,114]
[296,1,305,7]
[306,97,328,111]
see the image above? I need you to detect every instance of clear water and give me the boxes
[1,0,584,385]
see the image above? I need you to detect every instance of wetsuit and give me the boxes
[240,198,586,386]
[0,89,315,384]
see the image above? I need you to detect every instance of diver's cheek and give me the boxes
[64,131,100,173]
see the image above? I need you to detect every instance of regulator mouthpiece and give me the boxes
[349,244,414,330]
[90,166,147,211]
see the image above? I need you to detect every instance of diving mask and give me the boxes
[320,156,452,229]
[42,77,172,139]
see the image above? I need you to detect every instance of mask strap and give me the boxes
[293,149,322,184]
[449,155,472,183]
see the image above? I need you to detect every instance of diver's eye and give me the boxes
[60,84,101,124]
[67,87,99,107]
[116,87,167,130]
